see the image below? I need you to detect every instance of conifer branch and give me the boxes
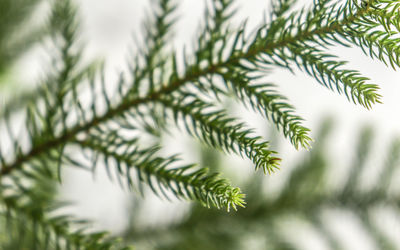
[159,95,281,174]
[336,1,400,67]
[0,0,385,179]
[287,45,382,109]
[73,139,246,211]
[2,0,400,249]
[218,70,312,149]
[1,1,400,231]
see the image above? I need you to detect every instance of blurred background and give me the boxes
[1,0,400,249]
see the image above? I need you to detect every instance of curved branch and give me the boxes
[0,4,370,177]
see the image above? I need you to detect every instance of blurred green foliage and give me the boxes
[0,2,130,248]
[0,168,58,249]
[0,0,42,79]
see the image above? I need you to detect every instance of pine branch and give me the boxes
[2,0,400,249]
[287,45,381,109]
[340,0,400,70]
[73,138,246,212]
[159,94,281,174]
[218,70,312,149]
[1,3,400,240]
[129,0,177,93]
[0,0,386,179]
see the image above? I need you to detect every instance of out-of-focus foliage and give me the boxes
[0,1,130,249]
[0,0,45,118]
[0,0,42,79]
[0,164,128,250]
[122,119,400,250]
